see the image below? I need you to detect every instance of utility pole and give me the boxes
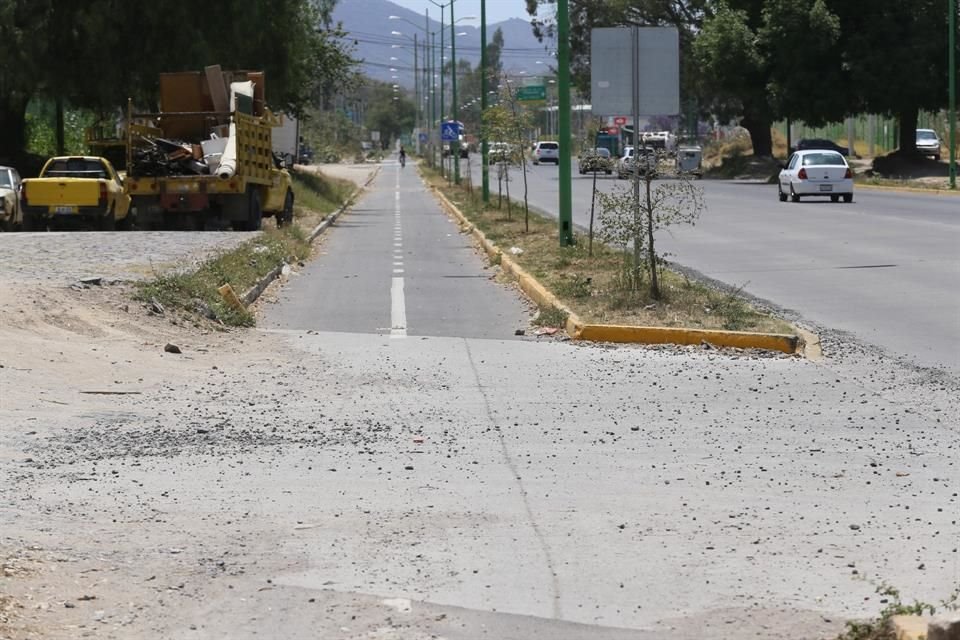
[451,0,460,184]
[432,30,438,168]
[414,33,419,151]
[557,0,573,246]
[439,7,445,178]
[950,0,956,188]
[480,0,489,202]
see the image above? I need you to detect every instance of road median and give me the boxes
[426,167,807,356]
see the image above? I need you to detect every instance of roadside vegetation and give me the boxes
[422,166,792,334]
[135,169,352,327]
[834,582,957,640]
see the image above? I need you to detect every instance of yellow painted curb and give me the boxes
[577,324,799,354]
[429,182,805,355]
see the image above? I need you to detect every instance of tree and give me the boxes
[596,159,704,299]
[692,3,775,156]
[364,80,415,147]
[0,0,356,161]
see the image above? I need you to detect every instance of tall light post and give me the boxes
[557,0,573,246]
[950,0,956,189]
[428,0,449,178]
[480,0,489,202]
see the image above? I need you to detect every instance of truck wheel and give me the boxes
[238,188,262,232]
[277,190,294,228]
[99,207,116,231]
[117,208,134,231]
[23,210,43,232]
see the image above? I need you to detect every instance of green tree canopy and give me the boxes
[0,0,356,160]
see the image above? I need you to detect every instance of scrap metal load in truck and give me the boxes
[125,66,293,231]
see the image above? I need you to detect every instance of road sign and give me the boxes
[613,116,627,126]
[516,85,547,102]
[590,27,680,116]
[441,121,460,142]
[418,132,428,144]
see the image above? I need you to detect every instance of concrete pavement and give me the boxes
[266,160,531,339]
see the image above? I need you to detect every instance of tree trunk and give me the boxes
[0,97,29,162]
[741,113,773,158]
[898,106,919,154]
[55,97,65,155]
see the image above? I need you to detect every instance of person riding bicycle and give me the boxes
[399,145,407,167]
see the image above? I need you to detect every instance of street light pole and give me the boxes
[439,6,445,178]
[451,1,460,184]
[950,0,956,189]
[480,0,489,202]
[557,0,573,246]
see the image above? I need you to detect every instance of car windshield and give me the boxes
[917,131,937,141]
[0,170,12,188]
[801,153,845,166]
[539,143,558,150]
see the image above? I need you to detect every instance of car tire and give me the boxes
[23,210,43,232]
[277,190,294,228]
[99,206,116,231]
[790,186,801,203]
[935,153,942,162]
[830,195,840,203]
[778,186,787,202]
[842,193,853,203]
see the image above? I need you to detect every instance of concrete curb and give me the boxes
[856,182,960,195]
[241,165,381,307]
[429,183,805,355]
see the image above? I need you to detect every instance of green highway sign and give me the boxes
[516,85,546,102]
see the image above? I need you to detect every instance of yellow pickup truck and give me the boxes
[20,156,132,231]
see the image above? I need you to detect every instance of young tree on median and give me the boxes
[596,158,704,299]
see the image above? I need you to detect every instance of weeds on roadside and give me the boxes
[533,305,568,328]
[135,228,310,327]
[835,583,940,640]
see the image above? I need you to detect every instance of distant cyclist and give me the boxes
[398,145,407,167]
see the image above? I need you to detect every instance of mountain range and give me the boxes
[331,0,551,88]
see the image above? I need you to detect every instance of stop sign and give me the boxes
[613,116,627,126]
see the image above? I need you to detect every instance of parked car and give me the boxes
[791,138,850,156]
[532,141,560,165]
[778,150,853,203]
[617,146,657,179]
[578,148,614,175]
[488,142,514,164]
[0,166,23,231]
[20,156,132,230]
[916,128,941,160]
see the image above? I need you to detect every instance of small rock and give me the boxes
[509,246,524,255]
[164,343,182,354]
[849,524,861,530]
[404,465,414,471]
[150,299,165,315]
[79,277,103,286]
[77,595,97,601]
[64,602,76,608]
[514,329,525,336]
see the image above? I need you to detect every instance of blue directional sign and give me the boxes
[441,121,461,142]
[418,132,428,144]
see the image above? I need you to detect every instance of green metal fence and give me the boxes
[773,111,955,157]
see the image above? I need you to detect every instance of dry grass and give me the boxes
[426,169,794,334]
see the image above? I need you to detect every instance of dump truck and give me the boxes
[20,156,132,231]
[125,67,293,231]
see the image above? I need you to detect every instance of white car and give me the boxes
[532,141,559,165]
[0,166,23,231]
[617,146,657,179]
[778,150,853,203]
[916,128,941,161]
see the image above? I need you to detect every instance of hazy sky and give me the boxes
[384,0,535,25]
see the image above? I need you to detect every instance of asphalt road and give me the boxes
[266,161,531,339]
[468,159,960,373]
